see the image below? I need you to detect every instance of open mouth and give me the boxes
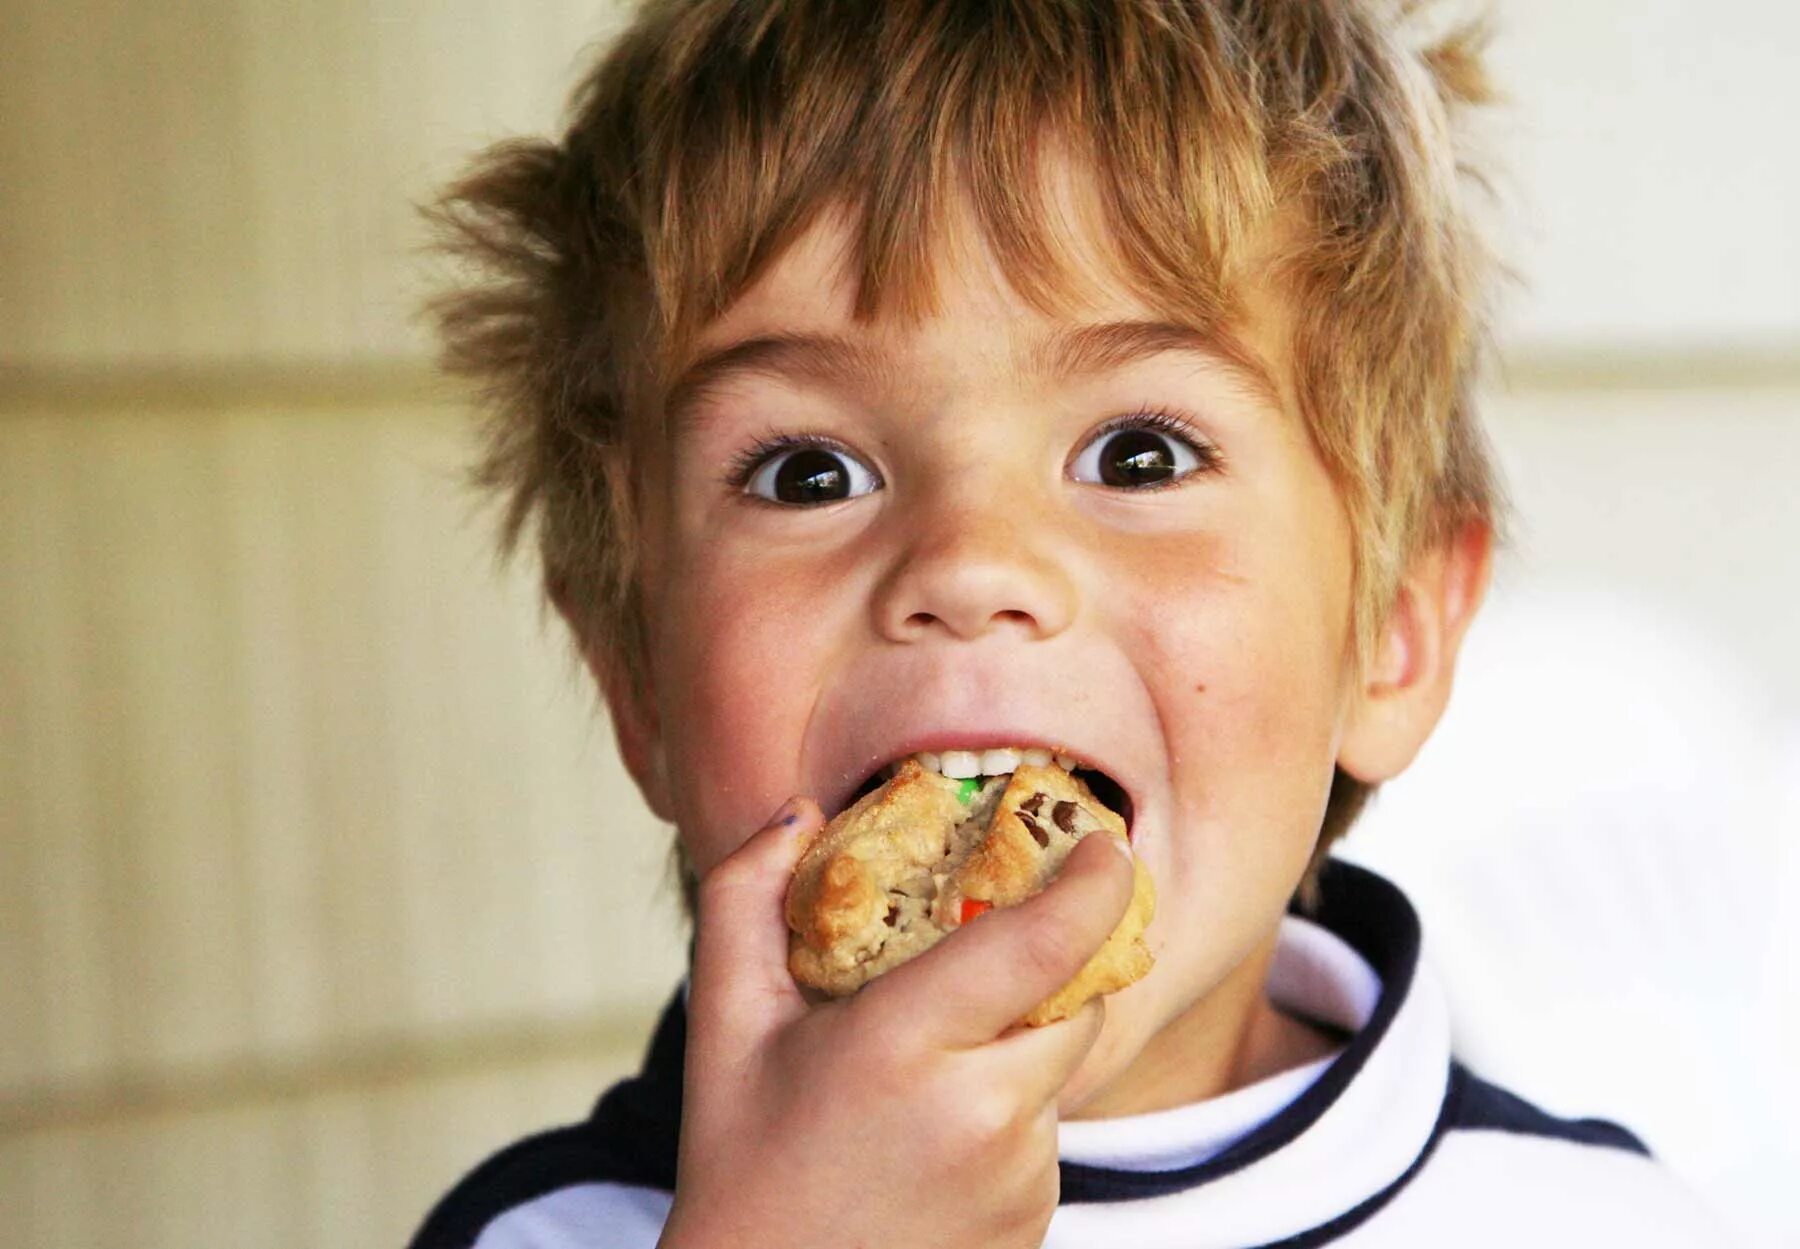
[846,746,1136,834]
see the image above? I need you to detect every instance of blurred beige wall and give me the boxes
[2,2,1796,1248]
[1,394,689,1248]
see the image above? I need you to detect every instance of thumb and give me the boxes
[687,797,824,1050]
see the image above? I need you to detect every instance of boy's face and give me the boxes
[617,189,1380,1111]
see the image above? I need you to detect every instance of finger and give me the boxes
[859,830,1137,1049]
[976,995,1108,1110]
[688,797,825,1053]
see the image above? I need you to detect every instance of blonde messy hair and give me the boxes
[426,0,1506,909]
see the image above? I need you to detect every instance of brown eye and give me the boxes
[1071,421,1207,489]
[1100,429,1177,486]
[744,443,880,505]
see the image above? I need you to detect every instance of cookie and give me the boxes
[785,759,1155,1026]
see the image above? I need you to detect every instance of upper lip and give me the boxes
[803,645,1161,834]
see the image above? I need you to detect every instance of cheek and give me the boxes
[1119,496,1353,821]
[1123,538,1345,723]
[1115,533,1351,987]
[650,540,850,875]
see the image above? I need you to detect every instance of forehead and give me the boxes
[663,197,1287,434]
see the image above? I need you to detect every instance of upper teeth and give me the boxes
[911,746,1075,779]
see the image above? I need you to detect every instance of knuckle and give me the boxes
[696,854,758,912]
[944,1084,1026,1160]
[966,1087,1020,1139]
[853,1011,919,1081]
[840,986,912,1054]
[1017,918,1082,983]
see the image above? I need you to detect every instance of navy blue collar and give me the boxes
[1059,858,1419,1201]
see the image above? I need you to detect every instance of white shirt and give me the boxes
[409,861,1733,1249]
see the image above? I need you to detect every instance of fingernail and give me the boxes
[1109,831,1134,860]
[767,797,803,828]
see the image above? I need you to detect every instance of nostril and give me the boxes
[875,541,1077,644]
[902,607,1038,639]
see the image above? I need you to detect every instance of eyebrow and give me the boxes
[661,318,1282,436]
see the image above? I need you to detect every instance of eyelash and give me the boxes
[723,430,867,495]
[1082,404,1224,482]
[721,403,1222,494]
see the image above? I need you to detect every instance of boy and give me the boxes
[410,1,1726,1244]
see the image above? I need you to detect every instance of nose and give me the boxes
[871,488,1079,644]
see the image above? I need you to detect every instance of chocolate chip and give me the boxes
[1052,800,1078,833]
[883,904,898,926]
[1020,792,1047,815]
[1019,812,1049,848]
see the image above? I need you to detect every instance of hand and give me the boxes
[657,797,1138,1249]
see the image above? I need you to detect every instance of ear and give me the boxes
[1337,520,1494,784]
[551,583,674,822]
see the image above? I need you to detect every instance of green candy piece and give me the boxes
[957,776,980,803]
